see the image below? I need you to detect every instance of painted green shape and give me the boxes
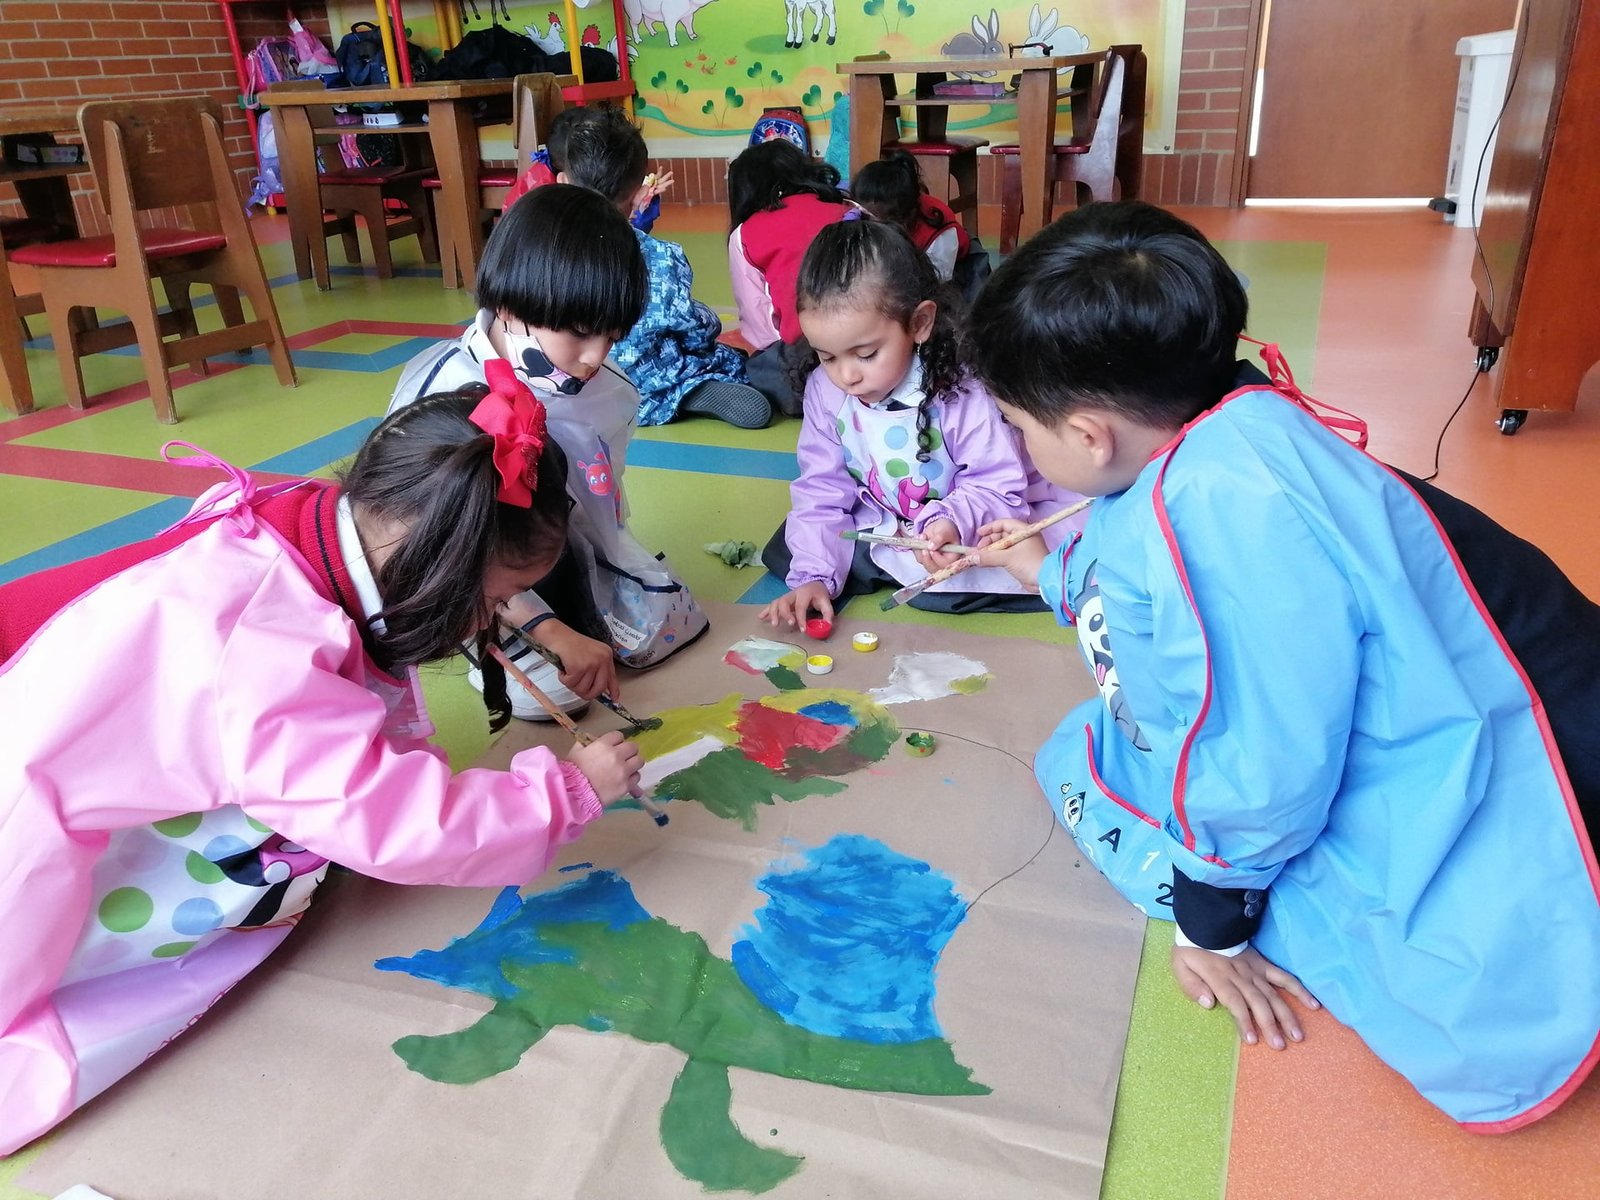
[629,691,743,758]
[484,917,986,1096]
[657,746,845,829]
[763,663,805,691]
[98,886,154,933]
[394,1005,551,1085]
[949,673,992,695]
[150,941,196,958]
[659,1058,803,1194]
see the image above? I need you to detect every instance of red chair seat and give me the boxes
[886,136,990,155]
[991,140,1092,157]
[422,167,517,190]
[12,228,227,270]
[320,167,425,187]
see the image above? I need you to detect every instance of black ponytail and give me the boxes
[341,387,570,731]
[850,149,923,230]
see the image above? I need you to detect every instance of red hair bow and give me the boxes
[472,358,550,507]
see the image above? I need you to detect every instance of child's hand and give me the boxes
[914,518,967,572]
[631,170,674,219]
[1170,944,1320,1050]
[975,519,1048,592]
[537,621,619,701]
[759,581,834,630]
[568,730,644,805]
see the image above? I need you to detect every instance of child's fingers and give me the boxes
[1264,963,1321,1010]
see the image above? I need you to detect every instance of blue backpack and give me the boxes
[749,107,810,155]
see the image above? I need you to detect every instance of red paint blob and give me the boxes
[804,617,834,641]
[735,703,848,770]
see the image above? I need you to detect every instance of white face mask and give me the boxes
[501,321,585,395]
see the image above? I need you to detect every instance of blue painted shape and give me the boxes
[737,570,790,606]
[798,700,856,728]
[732,834,967,1044]
[374,872,650,1000]
[628,438,798,481]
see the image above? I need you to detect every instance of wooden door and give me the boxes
[1248,0,1517,198]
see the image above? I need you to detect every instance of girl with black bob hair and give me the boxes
[389,184,708,726]
[758,218,1085,628]
[726,139,855,415]
[0,385,643,1154]
[850,149,990,299]
[965,199,1248,427]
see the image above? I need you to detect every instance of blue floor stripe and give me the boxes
[628,439,798,480]
[0,422,379,585]
[3,428,788,585]
[737,570,789,605]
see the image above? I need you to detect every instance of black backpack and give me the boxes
[432,24,544,80]
[336,21,432,87]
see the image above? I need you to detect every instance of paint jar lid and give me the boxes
[805,616,834,640]
[851,631,880,652]
[805,654,834,675]
[905,731,937,757]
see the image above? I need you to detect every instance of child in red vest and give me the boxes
[727,139,856,416]
[852,149,991,302]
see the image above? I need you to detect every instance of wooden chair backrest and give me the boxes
[1085,51,1127,143]
[511,72,567,163]
[78,96,226,216]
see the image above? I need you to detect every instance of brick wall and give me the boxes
[0,0,332,233]
[1146,0,1256,206]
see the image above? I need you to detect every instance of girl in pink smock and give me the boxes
[758,219,1085,629]
[0,382,643,1155]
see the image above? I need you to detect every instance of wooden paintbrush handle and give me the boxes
[486,643,592,745]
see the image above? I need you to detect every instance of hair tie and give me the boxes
[472,358,550,507]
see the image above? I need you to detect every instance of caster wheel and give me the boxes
[1496,409,1527,436]
[1475,345,1499,372]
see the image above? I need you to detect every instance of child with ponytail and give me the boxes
[0,383,642,1155]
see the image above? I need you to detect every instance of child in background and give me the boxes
[503,103,674,229]
[0,387,643,1155]
[759,219,1083,628]
[971,200,1600,1130]
[727,138,855,416]
[559,107,772,429]
[851,149,991,301]
[391,185,706,721]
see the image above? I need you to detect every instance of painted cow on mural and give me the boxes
[785,0,837,47]
[624,0,720,47]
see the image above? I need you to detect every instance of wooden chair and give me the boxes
[11,97,296,423]
[855,53,986,239]
[423,72,568,234]
[993,49,1128,254]
[1,216,61,415]
[269,81,438,286]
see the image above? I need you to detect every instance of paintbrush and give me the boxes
[486,643,668,827]
[841,530,982,556]
[880,498,1093,611]
[503,624,663,734]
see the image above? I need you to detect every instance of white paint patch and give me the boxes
[639,734,727,792]
[722,636,805,675]
[869,652,993,705]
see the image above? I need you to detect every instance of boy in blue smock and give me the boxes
[971,201,1600,1131]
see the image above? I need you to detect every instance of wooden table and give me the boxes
[839,52,1103,247]
[264,80,516,292]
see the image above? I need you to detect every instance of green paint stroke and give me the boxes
[764,662,806,691]
[395,916,986,1096]
[657,746,845,829]
[660,1058,804,1193]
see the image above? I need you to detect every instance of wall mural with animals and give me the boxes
[328,0,1180,154]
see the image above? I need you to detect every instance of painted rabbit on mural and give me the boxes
[940,8,1003,77]
[1026,4,1090,68]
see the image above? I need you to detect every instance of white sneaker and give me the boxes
[465,634,588,721]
